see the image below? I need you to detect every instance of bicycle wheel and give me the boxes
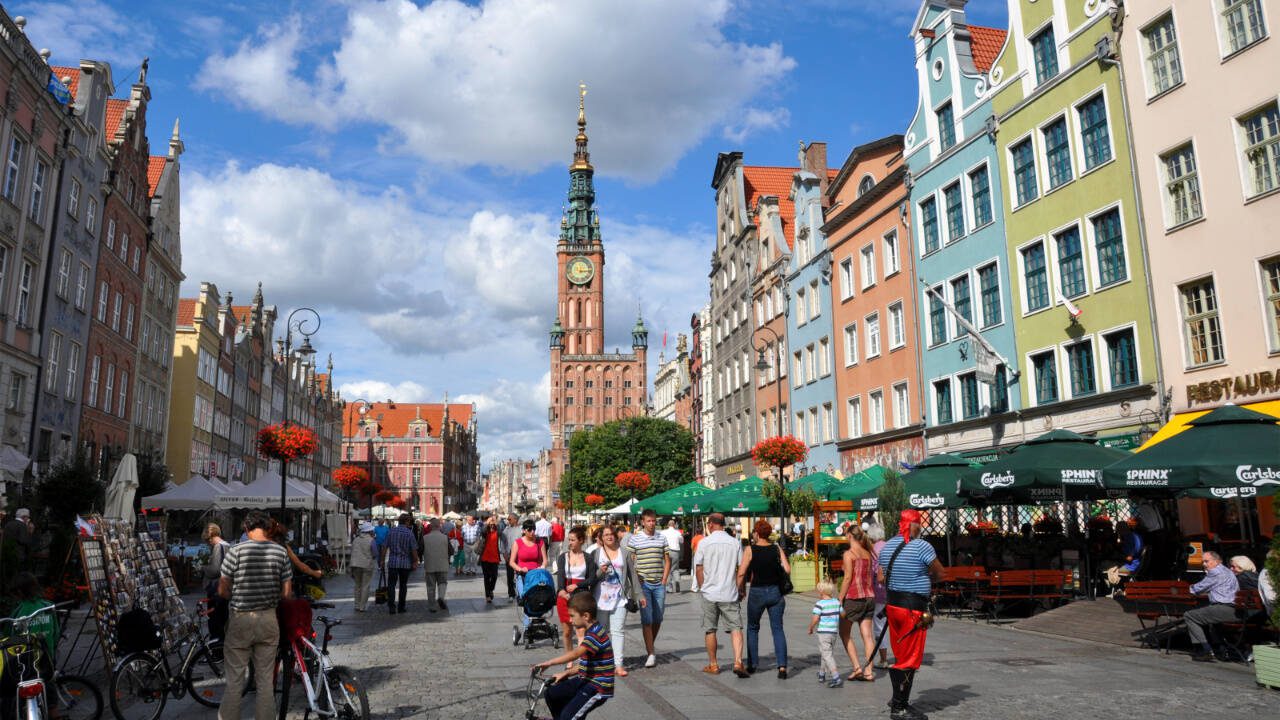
[109,654,168,720]
[183,644,227,708]
[314,666,369,720]
[51,674,103,720]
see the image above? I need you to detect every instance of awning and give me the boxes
[1138,399,1280,451]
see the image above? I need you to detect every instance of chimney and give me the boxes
[803,142,830,206]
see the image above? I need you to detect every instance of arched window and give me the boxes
[857,175,875,197]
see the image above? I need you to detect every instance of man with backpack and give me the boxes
[218,511,292,720]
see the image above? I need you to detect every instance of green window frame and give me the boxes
[951,275,972,327]
[934,379,953,425]
[944,182,965,242]
[959,373,980,419]
[1012,139,1038,206]
[1031,27,1059,84]
[1092,209,1127,286]
[1105,328,1139,389]
[929,288,947,346]
[937,102,956,151]
[1066,341,1096,397]
[1055,226,1086,298]
[1022,242,1049,312]
[1033,351,1058,404]
[921,197,940,254]
[970,165,992,227]
[978,263,1002,327]
[989,365,1008,414]
[1079,95,1112,170]
[1044,117,1072,189]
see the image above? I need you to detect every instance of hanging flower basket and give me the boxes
[257,423,318,461]
[374,489,396,505]
[332,465,370,490]
[584,494,606,507]
[388,496,407,510]
[614,471,651,493]
[554,500,567,510]
[752,436,808,469]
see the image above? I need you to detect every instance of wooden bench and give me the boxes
[1219,589,1268,661]
[978,569,1073,622]
[936,566,988,618]
[1120,580,1196,653]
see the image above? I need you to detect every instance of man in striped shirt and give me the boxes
[534,593,612,719]
[627,508,670,668]
[218,511,291,720]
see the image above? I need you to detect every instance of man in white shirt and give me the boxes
[661,519,684,593]
[534,513,552,551]
[693,513,746,677]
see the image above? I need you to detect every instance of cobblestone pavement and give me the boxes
[145,570,1274,719]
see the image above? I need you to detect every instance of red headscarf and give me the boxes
[898,509,922,539]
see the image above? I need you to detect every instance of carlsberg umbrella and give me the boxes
[702,476,773,515]
[632,481,711,516]
[959,430,1130,504]
[852,455,975,511]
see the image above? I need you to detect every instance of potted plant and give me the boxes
[1255,532,1280,689]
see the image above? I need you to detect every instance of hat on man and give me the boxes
[358,521,375,534]
[15,508,30,519]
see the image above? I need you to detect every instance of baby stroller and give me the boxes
[513,568,560,649]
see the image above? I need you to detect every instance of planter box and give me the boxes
[790,558,817,593]
[1256,644,1280,690]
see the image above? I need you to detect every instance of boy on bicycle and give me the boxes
[531,593,611,720]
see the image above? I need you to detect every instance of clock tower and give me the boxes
[546,85,649,510]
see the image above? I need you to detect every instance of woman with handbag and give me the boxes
[838,524,877,682]
[555,526,598,654]
[737,520,792,679]
[592,524,642,676]
[349,522,378,612]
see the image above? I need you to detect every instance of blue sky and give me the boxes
[22,0,1007,466]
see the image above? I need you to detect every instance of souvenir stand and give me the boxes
[76,515,189,671]
[811,500,858,586]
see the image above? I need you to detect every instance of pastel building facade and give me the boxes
[905,1,1019,458]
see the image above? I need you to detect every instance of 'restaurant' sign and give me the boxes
[1185,368,1279,405]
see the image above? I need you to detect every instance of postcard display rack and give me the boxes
[77,516,189,670]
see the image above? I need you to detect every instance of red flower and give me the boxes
[332,465,370,490]
[752,436,807,469]
[374,489,396,504]
[257,423,319,461]
[584,494,606,507]
[614,471,651,492]
[554,500,566,510]
[389,496,407,509]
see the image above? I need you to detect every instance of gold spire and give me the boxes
[571,82,592,171]
[578,82,587,129]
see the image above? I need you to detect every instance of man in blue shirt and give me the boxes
[382,514,420,615]
[878,510,943,720]
[1186,551,1240,661]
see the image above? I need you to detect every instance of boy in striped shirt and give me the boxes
[533,593,613,720]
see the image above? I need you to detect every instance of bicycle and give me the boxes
[107,600,226,720]
[0,602,103,720]
[276,601,368,720]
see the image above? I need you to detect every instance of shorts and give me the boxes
[700,597,743,633]
[842,597,875,623]
[639,582,666,626]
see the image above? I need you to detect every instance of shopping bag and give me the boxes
[374,567,388,605]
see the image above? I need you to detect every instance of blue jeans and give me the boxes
[515,574,531,628]
[639,582,666,626]
[746,585,787,670]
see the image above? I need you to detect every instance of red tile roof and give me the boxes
[343,402,475,440]
[105,99,128,138]
[146,156,167,197]
[969,25,1007,74]
[231,305,254,326]
[176,298,197,327]
[50,65,79,99]
[743,166,799,251]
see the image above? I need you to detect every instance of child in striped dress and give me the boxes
[808,579,843,688]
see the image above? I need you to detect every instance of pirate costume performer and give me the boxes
[878,510,943,720]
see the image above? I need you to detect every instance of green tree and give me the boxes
[876,469,907,527]
[136,454,170,511]
[36,453,103,525]
[560,417,693,511]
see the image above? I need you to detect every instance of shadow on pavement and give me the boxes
[915,684,979,713]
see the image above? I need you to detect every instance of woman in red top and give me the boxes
[838,524,877,682]
[478,516,502,604]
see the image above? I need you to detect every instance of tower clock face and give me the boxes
[566,256,595,285]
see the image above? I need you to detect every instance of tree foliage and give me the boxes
[135,455,170,510]
[762,480,818,519]
[561,417,694,510]
[876,469,908,527]
[36,453,104,525]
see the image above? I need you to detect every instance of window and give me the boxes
[951,275,972,329]
[794,412,806,444]
[793,352,803,388]
[920,197,940,253]
[3,137,24,202]
[125,304,134,340]
[1092,208,1127,286]
[45,333,62,392]
[103,365,114,415]
[1220,0,1267,55]
[970,165,993,227]
[883,230,900,276]
[937,102,956,151]
[106,218,115,249]
[1180,279,1224,366]
[866,313,881,358]
[1264,258,1280,352]
[1055,226,1086,298]
[1066,341,1096,397]
[819,338,831,376]
[822,403,833,442]
[934,379,953,425]
[990,366,1009,413]
[1044,117,1072,189]
[847,397,862,438]
[29,161,47,221]
[16,262,32,324]
[1079,95,1112,170]
[796,287,807,325]
[56,250,72,298]
[85,197,97,234]
[131,247,140,273]
[1031,26,1059,84]
[1240,102,1280,197]
[6,373,24,412]
[1012,138,1038,206]
[869,391,884,434]
[1032,351,1059,404]
[843,323,858,366]
[860,246,876,288]
[0,246,6,299]
[88,356,100,407]
[929,287,947,346]
[65,343,79,400]
[1161,144,1202,226]
[858,175,874,197]
[1144,14,1183,95]
[893,383,910,428]
[959,373,979,419]
[1022,242,1049,312]
[111,293,122,332]
[944,182,965,242]
[1105,328,1139,389]
[118,371,128,418]
[68,179,81,219]
[889,302,905,348]
[809,280,820,319]
[805,345,816,382]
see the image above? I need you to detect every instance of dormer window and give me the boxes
[857,175,875,197]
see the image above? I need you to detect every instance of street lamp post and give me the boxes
[754,325,788,532]
[279,307,320,514]
[342,398,372,511]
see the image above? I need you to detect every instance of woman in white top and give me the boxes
[593,524,642,675]
[556,527,597,655]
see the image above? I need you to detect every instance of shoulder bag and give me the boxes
[777,545,795,595]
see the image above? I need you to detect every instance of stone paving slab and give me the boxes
[151,569,1274,719]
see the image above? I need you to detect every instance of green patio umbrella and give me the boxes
[1101,405,1280,499]
[703,476,774,515]
[958,429,1130,504]
[632,481,711,515]
[851,455,976,511]
[788,471,842,499]
[827,465,889,508]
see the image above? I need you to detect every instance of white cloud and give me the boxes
[457,374,551,461]
[444,211,556,323]
[338,380,433,404]
[198,0,795,181]
[723,107,791,143]
[18,0,152,69]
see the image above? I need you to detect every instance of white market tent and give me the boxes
[215,470,312,510]
[595,498,638,516]
[141,475,232,511]
[285,477,344,512]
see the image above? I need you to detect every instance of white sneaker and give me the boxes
[644,654,657,668]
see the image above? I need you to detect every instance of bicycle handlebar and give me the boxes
[0,604,61,627]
